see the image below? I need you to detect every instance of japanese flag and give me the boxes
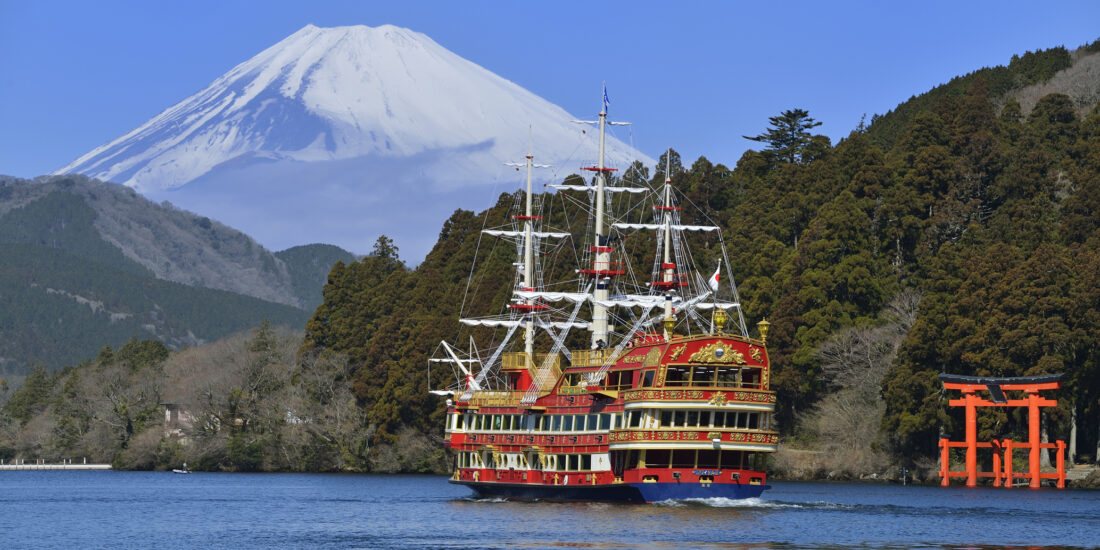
[709,266,720,292]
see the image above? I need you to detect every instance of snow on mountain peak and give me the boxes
[56,24,653,260]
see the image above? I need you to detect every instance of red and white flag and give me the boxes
[709,266,720,292]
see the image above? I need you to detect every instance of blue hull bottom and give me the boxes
[452,480,769,503]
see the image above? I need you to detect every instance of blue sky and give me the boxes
[1,0,1098,179]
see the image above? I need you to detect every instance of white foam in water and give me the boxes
[660,497,851,509]
[465,497,509,503]
[684,497,800,508]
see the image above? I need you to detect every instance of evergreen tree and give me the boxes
[743,108,823,165]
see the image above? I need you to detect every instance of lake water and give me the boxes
[1,472,1097,549]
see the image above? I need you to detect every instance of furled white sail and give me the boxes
[459,319,591,329]
[695,301,741,310]
[482,230,571,238]
[549,185,650,194]
[611,223,720,232]
[513,290,590,303]
[591,294,679,308]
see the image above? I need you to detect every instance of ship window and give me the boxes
[628,411,641,428]
[499,416,510,431]
[586,414,597,431]
[687,410,699,427]
[540,416,549,431]
[664,366,687,386]
[551,415,561,431]
[697,449,719,469]
[641,370,655,387]
[581,454,592,470]
[463,413,471,430]
[626,450,639,469]
[560,415,572,431]
[725,412,739,428]
[673,410,686,427]
[613,371,631,390]
[614,413,622,430]
[720,450,743,469]
[747,413,758,430]
[645,449,671,468]
[474,415,484,430]
[672,450,695,468]
[574,415,585,431]
[599,413,611,430]
[569,455,579,471]
[717,367,739,386]
[556,454,565,470]
[659,410,672,427]
[493,415,503,430]
[690,365,715,386]
[743,369,760,389]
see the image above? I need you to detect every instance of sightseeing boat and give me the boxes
[430,91,777,502]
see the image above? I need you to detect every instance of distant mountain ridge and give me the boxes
[0,174,354,309]
[0,174,357,374]
[55,24,652,259]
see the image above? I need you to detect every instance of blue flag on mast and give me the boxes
[603,84,610,114]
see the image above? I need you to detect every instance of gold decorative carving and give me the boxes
[750,346,763,363]
[668,344,686,361]
[762,366,770,390]
[688,342,747,364]
[644,348,662,367]
[708,393,729,406]
[622,354,645,364]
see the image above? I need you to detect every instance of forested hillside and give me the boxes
[0,175,356,309]
[0,241,310,373]
[301,43,1100,474]
[0,176,355,376]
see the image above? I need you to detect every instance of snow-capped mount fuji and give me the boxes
[57,24,652,260]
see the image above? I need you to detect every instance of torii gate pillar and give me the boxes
[938,373,1065,489]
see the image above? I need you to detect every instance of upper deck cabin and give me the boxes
[462,322,772,410]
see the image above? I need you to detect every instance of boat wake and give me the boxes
[657,497,852,510]
[462,497,511,503]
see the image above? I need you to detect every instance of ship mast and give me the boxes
[502,129,551,363]
[661,150,675,339]
[570,85,630,349]
[591,95,610,349]
[522,135,536,360]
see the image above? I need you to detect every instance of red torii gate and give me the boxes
[938,373,1065,489]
